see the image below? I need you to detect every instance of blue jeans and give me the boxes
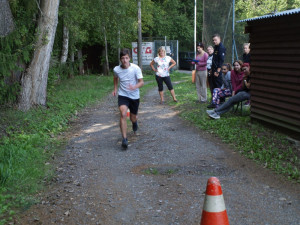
[215,91,250,115]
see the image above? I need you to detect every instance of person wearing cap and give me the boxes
[207,62,251,119]
[191,42,208,103]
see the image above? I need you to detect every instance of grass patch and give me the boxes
[170,73,300,182]
[144,168,159,175]
[0,75,113,224]
[143,167,178,175]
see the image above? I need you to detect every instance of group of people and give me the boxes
[112,35,251,149]
[191,34,251,119]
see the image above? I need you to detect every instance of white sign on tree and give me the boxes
[132,42,154,65]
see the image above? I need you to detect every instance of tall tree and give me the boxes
[60,22,69,63]
[0,0,14,37]
[19,0,60,111]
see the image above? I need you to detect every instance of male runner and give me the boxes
[113,48,144,149]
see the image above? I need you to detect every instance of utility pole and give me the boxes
[194,0,197,60]
[138,0,142,69]
[165,36,167,53]
[232,0,235,64]
[202,0,204,43]
[118,30,120,64]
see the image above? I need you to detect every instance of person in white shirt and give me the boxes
[113,48,144,149]
[150,47,178,104]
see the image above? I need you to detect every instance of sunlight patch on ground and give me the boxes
[83,123,115,134]
[156,112,177,119]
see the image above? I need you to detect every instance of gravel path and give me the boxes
[18,86,300,225]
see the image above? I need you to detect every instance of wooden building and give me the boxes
[238,9,300,139]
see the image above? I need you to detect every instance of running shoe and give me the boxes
[209,112,220,119]
[206,109,215,115]
[132,122,138,132]
[121,138,128,149]
[207,103,216,108]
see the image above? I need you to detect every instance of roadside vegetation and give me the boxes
[0,75,112,224]
[0,71,299,223]
[169,72,300,182]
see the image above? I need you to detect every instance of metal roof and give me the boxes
[237,8,300,23]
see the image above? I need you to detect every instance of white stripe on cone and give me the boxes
[203,195,226,212]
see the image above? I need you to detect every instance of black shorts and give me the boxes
[155,76,173,92]
[118,95,140,115]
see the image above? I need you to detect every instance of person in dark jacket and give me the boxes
[209,34,226,100]
[242,43,251,64]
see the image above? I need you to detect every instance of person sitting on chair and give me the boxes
[207,63,232,108]
[207,63,251,119]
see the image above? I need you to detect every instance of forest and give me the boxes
[0,0,299,110]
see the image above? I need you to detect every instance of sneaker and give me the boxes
[121,138,128,149]
[209,112,220,119]
[206,109,215,115]
[244,100,250,106]
[132,122,138,132]
[207,103,216,108]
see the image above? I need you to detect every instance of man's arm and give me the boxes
[129,78,144,91]
[112,76,118,96]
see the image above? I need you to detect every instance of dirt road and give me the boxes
[19,87,300,224]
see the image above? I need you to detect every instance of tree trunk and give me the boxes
[18,0,60,111]
[103,26,109,75]
[78,49,84,75]
[68,50,74,78]
[60,23,69,63]
[0,0,14,37]
[137,0,142,69]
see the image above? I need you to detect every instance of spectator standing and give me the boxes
[206,45,214,89]
[242,43,251,64]
[210,34,226,99]
[191,42,208,103]
[150,47,178,104]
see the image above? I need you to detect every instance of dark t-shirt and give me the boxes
[242,53,251,64]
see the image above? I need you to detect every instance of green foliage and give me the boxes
[0,75,112,222]
[236,0,288,19]
[292,0,300,7]
[0,0,38,104]
[170,72,300,181]
[150,0,203,51]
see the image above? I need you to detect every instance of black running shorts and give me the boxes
[118,95,140,115]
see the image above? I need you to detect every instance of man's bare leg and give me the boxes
[119,105,128,148]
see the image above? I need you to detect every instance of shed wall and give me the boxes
[245,14,300,137]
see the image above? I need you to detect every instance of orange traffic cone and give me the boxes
[200,177,229,225]
[126,109,130,118]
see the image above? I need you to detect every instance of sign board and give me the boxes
[160,46,171,55]
[132,42,154,65]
